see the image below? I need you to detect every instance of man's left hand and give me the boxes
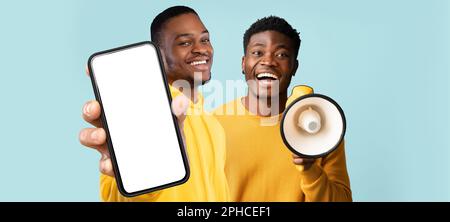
[292,154,315,171]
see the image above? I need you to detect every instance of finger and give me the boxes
[293,158,304,165]
[100,156,114,177]
[293,157,315,165]
[292,153,314,161]
[91,139,110,159]
[82,100,102,127]
[80,128,112,177]
[79,128,107,148]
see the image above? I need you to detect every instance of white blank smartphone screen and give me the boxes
[89,42,187,195]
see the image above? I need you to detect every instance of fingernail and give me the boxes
[79,130,87,141]
[90,130,98,141]
[83,102,91,116]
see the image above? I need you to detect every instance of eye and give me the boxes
[276,53,289,58]
[201,38,210,44]
[251,51,262,56]
[178,42,192,46]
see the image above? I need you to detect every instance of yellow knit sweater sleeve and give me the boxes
[296,140,352,202]
[100,174,161,202]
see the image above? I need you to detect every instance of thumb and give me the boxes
[85,65,90,77]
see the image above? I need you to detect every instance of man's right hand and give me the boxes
[80,70,190,177]
[79,100,114,176]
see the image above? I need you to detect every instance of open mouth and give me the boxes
[189,60,208,66]
[187,59,210,72]
[256,72,279,81]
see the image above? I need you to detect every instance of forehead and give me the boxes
[248,30,294,49]
[162,13,207,36]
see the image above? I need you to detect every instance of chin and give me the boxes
[203,72,211,83]
[197,73,211,85]
[188,74,211,86]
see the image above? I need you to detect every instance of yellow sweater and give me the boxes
[100,87,230,202]
[213,85,352,202]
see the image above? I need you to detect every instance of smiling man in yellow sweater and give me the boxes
[79,6,230,201]
[214,16,352,202]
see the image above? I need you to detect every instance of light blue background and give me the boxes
[0,0,448,201]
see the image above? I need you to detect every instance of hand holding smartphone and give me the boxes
[87,42,189,197]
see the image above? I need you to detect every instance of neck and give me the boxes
[168,78,199,104]
[242,91,288,117]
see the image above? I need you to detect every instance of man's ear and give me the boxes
[241,56,246,75]
[292,59,299,76]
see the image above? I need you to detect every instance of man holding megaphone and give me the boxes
[214,16,352,202]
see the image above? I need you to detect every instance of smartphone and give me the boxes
[87,41,189,197]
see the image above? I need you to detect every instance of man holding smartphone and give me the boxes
[79,6,230,201]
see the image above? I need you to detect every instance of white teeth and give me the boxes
[189,60,207,66]
[256,73,278,80]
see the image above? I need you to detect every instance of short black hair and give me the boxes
[243,16,301,58]
[150,6,198,47]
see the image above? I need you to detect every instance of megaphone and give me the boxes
[280,86,346,158]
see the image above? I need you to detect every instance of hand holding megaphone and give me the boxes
[280,86,346,158]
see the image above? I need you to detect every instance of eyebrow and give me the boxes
[249,42,289,50]
[250,43,266,47]
[275,44,289,50]
[175,30,209,40]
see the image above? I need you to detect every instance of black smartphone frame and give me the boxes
[87,41,190,197]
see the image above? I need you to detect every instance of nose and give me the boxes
[260,54,276,66]
[192,42,210,55]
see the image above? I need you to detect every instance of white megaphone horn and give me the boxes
[280,86,346,158]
